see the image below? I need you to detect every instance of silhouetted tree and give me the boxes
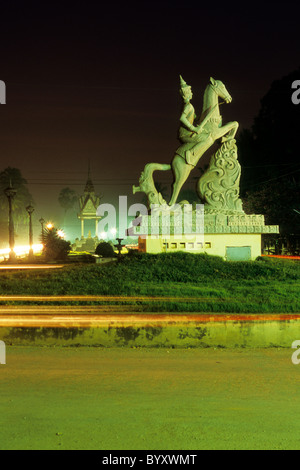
[58,187,78,224]
[243,179,300,235]
[238,68,300,252]
[0,167,33,226]
[238,66,300,194]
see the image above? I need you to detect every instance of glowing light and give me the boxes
[100,232,107,239]
[110,228,117,236]
[57,230,65,239]
[46,223,54,230]
[114,246,128,254]
[0,244,43,258]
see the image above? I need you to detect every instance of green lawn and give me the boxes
[0,252,299,313]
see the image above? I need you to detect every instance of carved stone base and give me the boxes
[130,208,279,237]
[130,205,279,260]
[138,233,264,260]
[204,212,279,234]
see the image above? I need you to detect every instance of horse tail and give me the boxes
[144,163,171,172]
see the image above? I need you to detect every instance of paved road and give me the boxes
[0,346,299,450]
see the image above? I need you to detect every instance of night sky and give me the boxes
[0,1,299,230]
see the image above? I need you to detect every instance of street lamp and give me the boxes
[4,182,17,263]
[114,238,125,260]
[26,204,35,262]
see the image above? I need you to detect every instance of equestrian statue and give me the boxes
[133,76,239,208]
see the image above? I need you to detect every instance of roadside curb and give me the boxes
[1,313,300,348]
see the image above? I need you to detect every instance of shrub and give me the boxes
[43,229,71,261]
[95,241,116,258]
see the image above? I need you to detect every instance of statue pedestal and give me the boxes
[132,210,279,261]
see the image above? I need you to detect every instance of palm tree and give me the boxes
[0,167,33,227]
[58,188,78,225]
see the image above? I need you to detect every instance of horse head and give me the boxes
[210,77,232,103]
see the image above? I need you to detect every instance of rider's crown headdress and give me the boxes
[180,75,189,90]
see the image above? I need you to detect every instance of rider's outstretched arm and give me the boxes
[196,104,219,133]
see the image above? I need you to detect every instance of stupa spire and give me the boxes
[84,160,95,194]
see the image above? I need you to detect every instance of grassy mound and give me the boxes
[0,253,299,312]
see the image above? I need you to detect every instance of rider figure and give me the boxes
[178,76,207,166]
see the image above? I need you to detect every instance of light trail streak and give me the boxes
[0,313,299,328]
[0,265,64,270]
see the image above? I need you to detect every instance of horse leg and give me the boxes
[213,121,239,142]
[169,155,194,206]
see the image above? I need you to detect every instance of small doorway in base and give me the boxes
[226,246,252,261]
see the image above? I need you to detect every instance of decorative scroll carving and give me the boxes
[197,139,244,213]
